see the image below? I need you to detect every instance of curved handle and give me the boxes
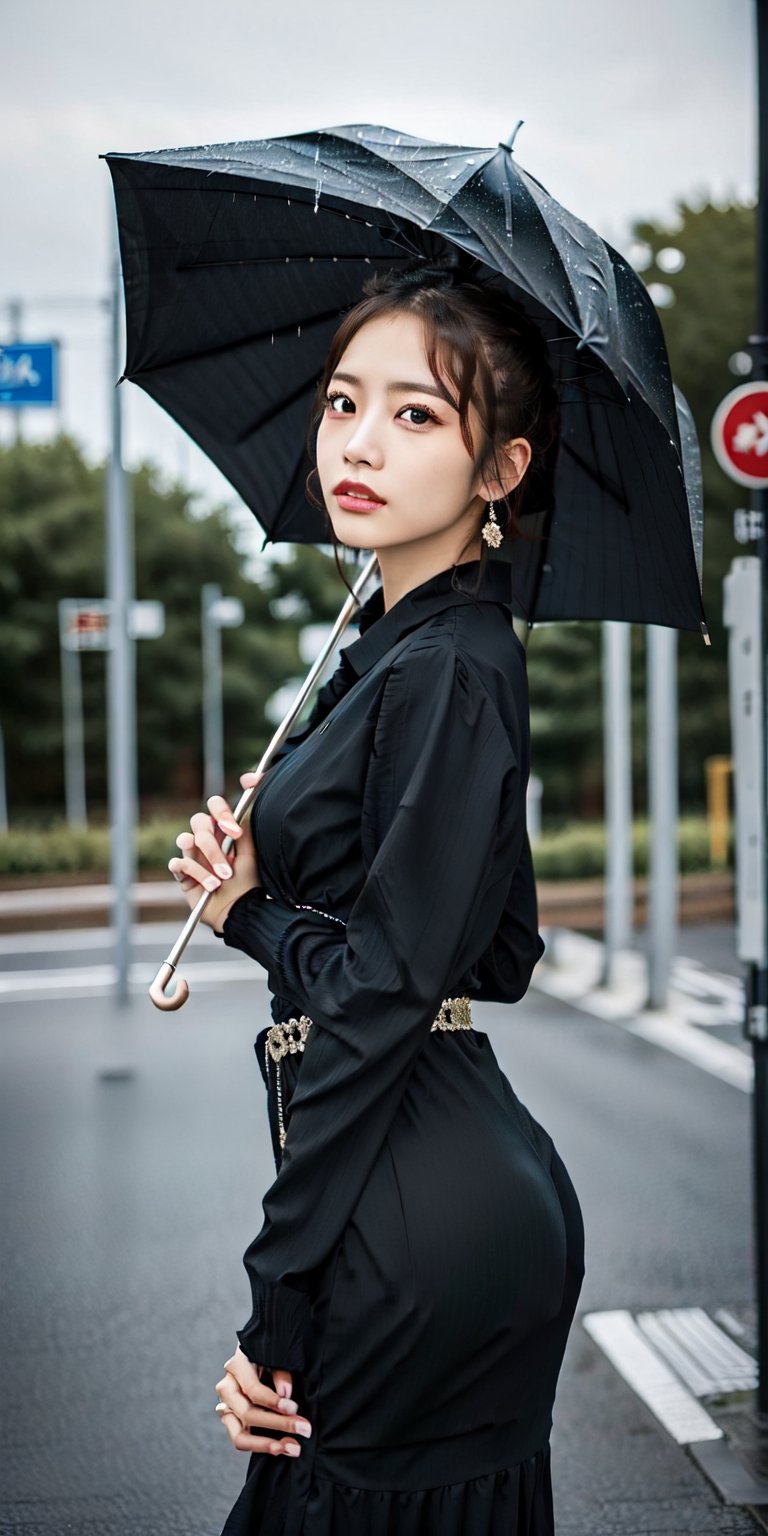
[149,550,380,1012]
[149,962,190,1011]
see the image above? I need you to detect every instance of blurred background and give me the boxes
[0,0,754,870]
[1,5,764,1535]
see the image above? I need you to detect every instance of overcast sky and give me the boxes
[1,0,756,550]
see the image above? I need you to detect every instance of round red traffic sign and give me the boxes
[711,382,768,488]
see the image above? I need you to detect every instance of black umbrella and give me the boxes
[103,120,708,640]
[102,122,710,1009]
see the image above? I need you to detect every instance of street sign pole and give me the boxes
[601,622,633,986]
[58,604,87,829]
[202,584,225,802]
[752,0,768,1415]
[202,585,245,801]
[105,231,137,1006]
[646,624,678,1008]
[715,0,768,1414]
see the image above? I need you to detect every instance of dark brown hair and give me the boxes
[304,260,559,599]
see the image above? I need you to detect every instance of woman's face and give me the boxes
[315,310,510,556]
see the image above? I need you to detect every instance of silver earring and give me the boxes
[481,498,503,549]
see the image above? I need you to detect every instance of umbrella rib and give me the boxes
[175,253,415,272]
[232,370,323,443]
[125,303,349,378]
[269,444,316,544]
[559,439,628,508]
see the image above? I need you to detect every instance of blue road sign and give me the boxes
[0,342,59,407]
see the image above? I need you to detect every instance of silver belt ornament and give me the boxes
[265,996,473,1150]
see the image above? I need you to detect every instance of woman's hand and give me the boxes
[167,772,269,932]
[214,1346,312,1457]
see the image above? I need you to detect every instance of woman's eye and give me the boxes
[323,392,436,427]
[325,391,353,414]
[400,405,436,426]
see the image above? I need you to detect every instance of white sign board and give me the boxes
[723,557,766,966]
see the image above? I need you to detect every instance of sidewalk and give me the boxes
[0,869,735,934]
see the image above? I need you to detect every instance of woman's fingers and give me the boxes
[240,770,267,790]
[190,810,235,879]
[215,1408,302,1456]
[272,1368,294,1401]
[206,795,243,838]
[169,832,222,892]
[215,1360,308,1456]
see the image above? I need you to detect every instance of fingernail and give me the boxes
[295,1421,312,1438]
[204,876,221,891]
[276,1381,290,1397]
[283,1442,301,1456]
[222,821,240,835]
[277,1398,298,1413]
[215,864,232,878]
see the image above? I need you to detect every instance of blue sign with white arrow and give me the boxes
[0,342,59,407]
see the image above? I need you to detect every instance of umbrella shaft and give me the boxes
[150,552,379,1009]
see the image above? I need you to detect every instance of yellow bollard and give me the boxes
[705,756,732,867]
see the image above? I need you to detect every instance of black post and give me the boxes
[748,0,768,1416]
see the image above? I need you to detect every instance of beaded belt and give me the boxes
[265,996,473,1150]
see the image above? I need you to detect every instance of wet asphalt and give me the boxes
[0,922,761,1534]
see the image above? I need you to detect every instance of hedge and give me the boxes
[0,816,732,882]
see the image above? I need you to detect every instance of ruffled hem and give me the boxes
[220,1441,554,1536]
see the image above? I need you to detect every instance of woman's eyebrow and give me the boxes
[330,371,457,407]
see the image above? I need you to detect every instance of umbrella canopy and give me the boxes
[103,122,707,636]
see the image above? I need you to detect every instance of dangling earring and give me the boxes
[481,498,503,549]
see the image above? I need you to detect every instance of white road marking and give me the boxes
[0,922,196,955]
[634,1307,757,1396]
[0,958,261,1001]
[582,1309,724,1445]
[624,1010,752,1092]
[534,929,751,1092]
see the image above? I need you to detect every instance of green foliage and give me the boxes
[532,816,731,881]
[0,437,350,816]
[0,818,196,875]
[0,815,726,881]
[0,201,754,828]
[527,198,754,819]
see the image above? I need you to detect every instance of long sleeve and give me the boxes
[468,833,546,1002]
[222,641,523,1370]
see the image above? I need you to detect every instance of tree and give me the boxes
[0,436,343,818]
[525,198,755,818]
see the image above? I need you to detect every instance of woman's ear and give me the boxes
[478,438,532,503]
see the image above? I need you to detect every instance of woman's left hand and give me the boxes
[168,782,265,931]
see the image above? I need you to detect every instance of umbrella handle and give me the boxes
[149,551,380,1011]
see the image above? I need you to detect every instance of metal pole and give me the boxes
[748,0,768,1415]
[58,614,87,827]
[8,299,22,445]
[202,583,225,800]
[602,622,633,985]
[646,624,678,1009]
[105,230,136,1005]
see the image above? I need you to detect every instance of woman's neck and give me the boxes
[376,536,482,613]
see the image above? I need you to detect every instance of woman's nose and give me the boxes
[343,417,384,467]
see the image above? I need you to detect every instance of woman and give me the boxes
[169,262,586,1535]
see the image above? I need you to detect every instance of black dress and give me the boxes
[218,557,585,1536]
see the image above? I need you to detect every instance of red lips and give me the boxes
[333,479,386,504]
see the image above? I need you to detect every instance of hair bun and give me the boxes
[395,262,459,291]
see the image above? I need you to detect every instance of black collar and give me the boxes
[340,556,516,678]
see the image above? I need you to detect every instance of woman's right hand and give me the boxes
[168,772,271,931]
[215,1347,312,1456]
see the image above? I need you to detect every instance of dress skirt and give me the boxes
[220,1022,585,1536]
